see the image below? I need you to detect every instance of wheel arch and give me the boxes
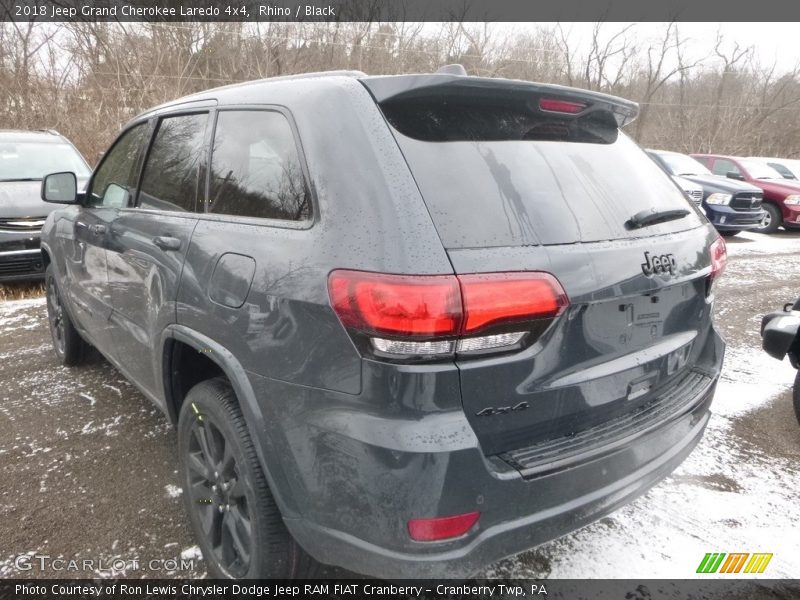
[160,324,300,518]
[41,242,52,269]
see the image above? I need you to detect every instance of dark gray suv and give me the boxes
[0,129,90,281]
[39,68,727,579]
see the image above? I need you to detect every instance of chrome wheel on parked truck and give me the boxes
[755,203,781,234]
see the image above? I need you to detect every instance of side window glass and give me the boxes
[712,159,738,177]
[209,110,310,221]
[769,162,794,179]
[138,113,208,212]
[88,123,150,208]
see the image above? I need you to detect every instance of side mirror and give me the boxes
[726,171,744,181]
[41,172,78,204]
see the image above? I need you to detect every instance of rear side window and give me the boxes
[768,162,795,179]
[380,94,702,248]
[208,110,310,221]
[88,123,150,208]
[138,113,208,213]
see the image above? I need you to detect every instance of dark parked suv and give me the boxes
[0,130,90,281]
[39,69,726,579]
[647,149,765,236]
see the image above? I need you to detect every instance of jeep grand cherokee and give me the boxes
[39,68,726,579]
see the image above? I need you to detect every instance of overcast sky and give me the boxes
[505,22,800,74]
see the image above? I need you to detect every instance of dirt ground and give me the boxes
[1,231,799,580]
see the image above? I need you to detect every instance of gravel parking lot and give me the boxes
[1,231,799,579]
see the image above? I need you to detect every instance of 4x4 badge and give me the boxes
[476,402,529,417]
[641,251,676,277]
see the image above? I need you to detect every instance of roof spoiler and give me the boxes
[361,73,639,127]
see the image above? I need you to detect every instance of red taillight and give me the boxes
[328,270,569,356]
[328,270,569,342]
[408,511,480,541]
[709,237,727,281]
[459,272,569,333]
[539,98,587,114]
[328,271,461,338]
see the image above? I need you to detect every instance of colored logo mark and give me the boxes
[696,552,773,574]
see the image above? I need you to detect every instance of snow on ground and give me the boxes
[165,484,183,498]
[725,230,800,257]
[714,346,795,418]
[0,297,46,332]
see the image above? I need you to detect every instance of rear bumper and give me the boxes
[0,248,45,282]
[287,397,711,578]
[279,354,721,579]
[704,204,765,231]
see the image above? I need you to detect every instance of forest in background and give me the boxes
[2,21,800,163]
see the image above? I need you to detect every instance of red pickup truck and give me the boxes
[691,154,800,233]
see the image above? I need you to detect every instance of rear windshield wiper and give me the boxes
[626,208,689,230]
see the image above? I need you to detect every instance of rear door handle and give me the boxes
[152,236,182,251]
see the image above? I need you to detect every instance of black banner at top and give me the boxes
[4,0,800,22]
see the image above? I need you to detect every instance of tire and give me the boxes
[720,230,741,237]
[178,377,318,579]
[755,203,781,234]
[793,371,800,427]
[45,264,89,366]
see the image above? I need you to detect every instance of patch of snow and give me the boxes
[0,297,46,313]
[725,231,800,257]
[165,484,183,498]
[180,545,202,561]
[714,346,796,418]
[102,384,122,396]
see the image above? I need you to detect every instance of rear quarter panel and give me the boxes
[176,77,454,394]
[173,77,459,521]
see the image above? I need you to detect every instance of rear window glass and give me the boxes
[381,97,703,248]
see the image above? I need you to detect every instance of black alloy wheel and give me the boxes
[186,410,253,577]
